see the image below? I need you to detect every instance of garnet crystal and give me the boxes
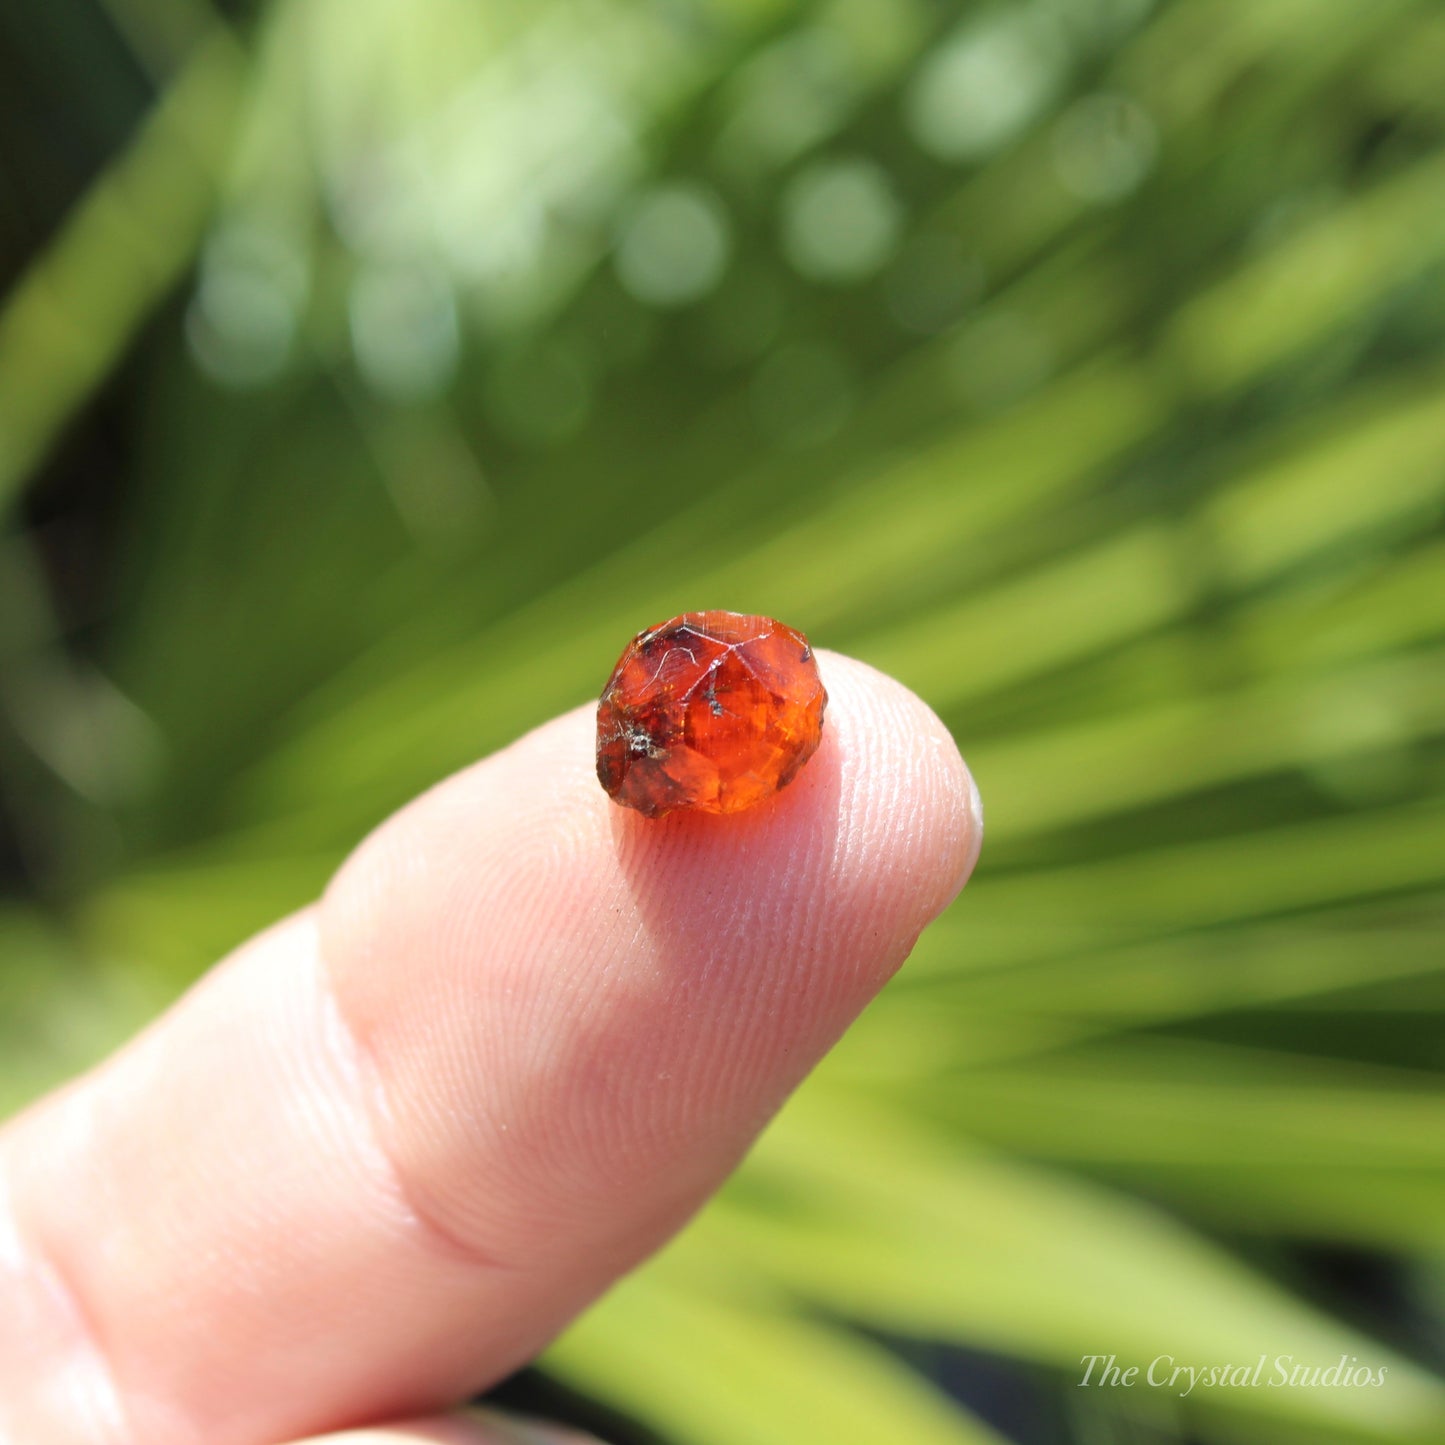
[597,611,827,818]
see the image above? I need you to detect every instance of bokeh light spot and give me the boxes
[905,10,1066,162]
[615,183,732,307]
[349,263,461,402]
[1052,92,1158,202]
[187,219,308,389]
[780,157,902,283]
[715,28,856,173]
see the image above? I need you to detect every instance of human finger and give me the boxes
[0,652,981,1445]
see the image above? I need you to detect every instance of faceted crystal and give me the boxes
[596,611,827,817]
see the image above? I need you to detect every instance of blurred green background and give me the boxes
[4,0,1445,1441]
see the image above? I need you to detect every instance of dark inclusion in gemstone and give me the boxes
[596,611,827,818]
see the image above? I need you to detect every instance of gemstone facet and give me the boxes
[597,611,827,818]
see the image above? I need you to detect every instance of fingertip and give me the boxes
[588,647,979,1091]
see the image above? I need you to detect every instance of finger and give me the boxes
[1,653,980,1445]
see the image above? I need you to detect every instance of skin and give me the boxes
[0,653,981,1445]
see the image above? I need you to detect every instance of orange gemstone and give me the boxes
[597,611,827,818]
